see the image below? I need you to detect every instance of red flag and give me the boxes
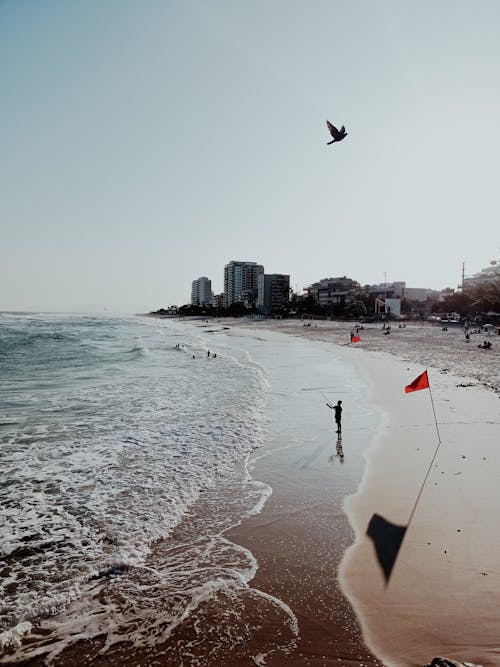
[405,370,429,394]
[352,335,361,343]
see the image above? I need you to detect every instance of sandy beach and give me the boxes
[229,318,499,395]
[3,316,498,666]
[225,318,499,666]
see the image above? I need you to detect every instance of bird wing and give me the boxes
[340,125,346,134]
[326,120,339,137]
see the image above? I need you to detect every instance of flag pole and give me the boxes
[366,370,443,584]
[406,377,442,529]
[427,383,442,445]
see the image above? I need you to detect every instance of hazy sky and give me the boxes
[2,0,500,312]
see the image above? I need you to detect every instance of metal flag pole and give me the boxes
[366,370,444,585]
[406,378,442,529]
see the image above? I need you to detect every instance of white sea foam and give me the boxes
[0,623,32,653]
[0,314,273,660]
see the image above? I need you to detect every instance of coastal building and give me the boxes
[191,276,214,307]
[378,297,401,317]
[305,276,360,312]
[462,260,500,288]
[370,282,439,313]
[403,287,436,302]
[257,273,290,315]
[369,281,406,299]
[371,283,442,317]
[223,261,264,308]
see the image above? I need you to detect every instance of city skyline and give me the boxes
[187,258,496,310]
[2,1,500,312]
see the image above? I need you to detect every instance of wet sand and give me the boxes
[229,318,499,666]
[224,328,382,666]
[227,473,380,666]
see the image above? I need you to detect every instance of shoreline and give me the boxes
[221,328,381,665]
[226,318,499,666]
[1,319,378,667]
[223,317,499,395]
[4,315,497,665]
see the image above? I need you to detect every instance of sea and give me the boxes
[0,313,295,665]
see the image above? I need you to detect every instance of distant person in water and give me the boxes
[327,400,343,433]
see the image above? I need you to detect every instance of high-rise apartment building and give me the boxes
[257,274,290,315]
[223,261,264,308]
[191,276,214,306]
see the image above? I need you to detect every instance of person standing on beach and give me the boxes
[327,400,343,434]
[334,400,342,433]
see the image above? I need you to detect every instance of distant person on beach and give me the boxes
[207,350,210,357]
[327,400,343,433]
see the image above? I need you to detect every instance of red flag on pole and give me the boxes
[352,335,361,343]
[404,370,429,393]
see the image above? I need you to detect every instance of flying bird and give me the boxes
[326,120,347,145]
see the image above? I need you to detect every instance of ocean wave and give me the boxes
[0,315,270,658]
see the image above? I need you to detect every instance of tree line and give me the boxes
[151,281,499,321]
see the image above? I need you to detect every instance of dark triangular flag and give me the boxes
[366,513,407,583]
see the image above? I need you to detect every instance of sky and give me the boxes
[2,0,500,312]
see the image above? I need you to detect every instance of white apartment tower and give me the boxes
[191,276,214,306]
[223,261,264,308]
